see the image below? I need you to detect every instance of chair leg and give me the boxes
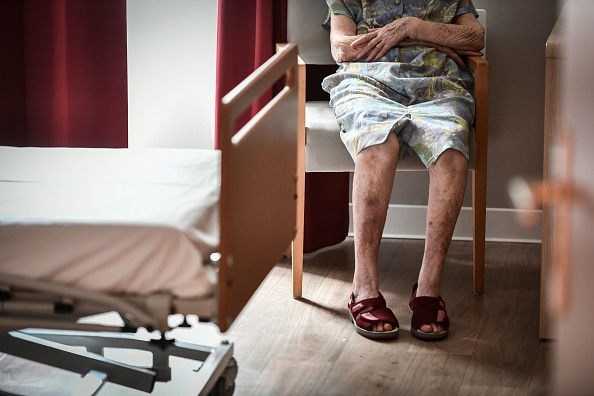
[292,242,303,299]
[293,54,306,299]
[292,172,305,298]
[472,168,486,294]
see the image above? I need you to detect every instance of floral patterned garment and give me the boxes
[322,0,479,168]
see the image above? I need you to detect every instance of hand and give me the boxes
[351,17,417,61]
[350,16,483,66]
[331,34,370,62]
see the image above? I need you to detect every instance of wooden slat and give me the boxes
[217,43,299,331]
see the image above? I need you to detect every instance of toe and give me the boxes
[419,323,444,334]
[372,322,394,332]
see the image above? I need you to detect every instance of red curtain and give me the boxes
[215,0,287,142]
[0,1,27,146]
[303,172,350,253]
[0,0,128,148]
[215,0,349,253]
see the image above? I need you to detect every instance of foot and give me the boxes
[409,283,449,340]
[348,292,399,340]
[352,291,395,332]
[414,285,445,334]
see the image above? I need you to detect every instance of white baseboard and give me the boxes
[348,204,542,243]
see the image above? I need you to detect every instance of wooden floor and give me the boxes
[227,239,551,396]
[0,239,552,395]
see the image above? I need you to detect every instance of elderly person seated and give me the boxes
[322,0,485,340]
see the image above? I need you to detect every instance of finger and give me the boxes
[358,37,380,61]
[433,45,465,67]
[374,44,392,60]
[354,40,373,60]
[457,50,483,57]
[357,40,380,59]
[351,31,377,48]
[446,52,465,67]
[451,52,465,67]
[366,42,385,61]
[355,45,374,61]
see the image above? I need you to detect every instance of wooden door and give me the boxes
[551,1,594,393]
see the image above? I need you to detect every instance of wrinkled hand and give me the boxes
[351,17,416,62]
[331,34,369,62]
[350,17,483,66]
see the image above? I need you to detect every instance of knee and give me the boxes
[356,134,400,171]
[430,149,469,176]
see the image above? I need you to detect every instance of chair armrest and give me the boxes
[465,56,489,172]
[466,56,488,79]
[466,56,489,96]
[466,56,489,132]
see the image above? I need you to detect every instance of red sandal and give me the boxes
[348,293,399,340]
[409,283,450,341]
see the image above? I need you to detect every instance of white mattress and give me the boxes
[0,147,220,299]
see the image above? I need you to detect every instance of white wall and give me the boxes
[126,0,218,149]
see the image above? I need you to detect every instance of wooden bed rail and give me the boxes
[218,44,299,136]
[217,43,299,331]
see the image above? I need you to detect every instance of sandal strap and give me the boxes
[409,284,450,331]
[349,293,399,332]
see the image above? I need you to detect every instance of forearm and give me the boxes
[409,14,484,52]
[329,13,360,62]
[352,13,484,62]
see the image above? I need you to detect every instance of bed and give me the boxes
[0,43,299,395]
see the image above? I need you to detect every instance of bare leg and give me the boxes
[416,149,468,333]
[352,133,400,332]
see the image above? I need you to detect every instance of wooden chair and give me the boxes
[284,1,489,296]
